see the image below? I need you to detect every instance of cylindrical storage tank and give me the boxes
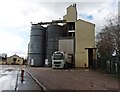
[28,24,46,66]
[46,24,63,66]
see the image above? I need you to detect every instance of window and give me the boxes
[67,22,75,30]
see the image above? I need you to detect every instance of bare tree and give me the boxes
[96,16,120,59]
[96,16,120,74]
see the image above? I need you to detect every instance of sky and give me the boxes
[0,0,119,58]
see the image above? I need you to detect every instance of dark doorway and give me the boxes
[88,49,93,68]
[13,58,17,64]
[85,48,97,69]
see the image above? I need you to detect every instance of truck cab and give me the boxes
[52,51,72,69]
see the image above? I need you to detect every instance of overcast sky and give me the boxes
[0,0,119,57]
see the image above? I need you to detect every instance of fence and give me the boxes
[97,56,120,77]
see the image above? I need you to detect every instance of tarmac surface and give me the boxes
[0,65,18,91]
[0,65,119,91]
[0,65,42,91]
[25,67,119,91]
[17,70,42,91]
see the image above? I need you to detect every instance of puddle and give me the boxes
[2,74,7,76]
[3,69,14,74]
[4,69,14,72]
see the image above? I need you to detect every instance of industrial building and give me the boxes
[7,54,24,65]
[28,4,96,68]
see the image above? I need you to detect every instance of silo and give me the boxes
[46,24,63,66]
[28,24,46,66]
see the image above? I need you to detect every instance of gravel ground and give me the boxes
[25,67,119,91]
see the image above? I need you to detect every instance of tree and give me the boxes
[96,16,120,73]
[1,53,7,61]
[96,17,120,59]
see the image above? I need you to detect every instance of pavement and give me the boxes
[0,65,42,92]
[0,65,119,91]
[17,70,42,91]
[25,67,119,91]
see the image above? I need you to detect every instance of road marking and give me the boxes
[26,70,46,91]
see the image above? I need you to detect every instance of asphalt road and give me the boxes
[0,65,119,91]
[26,67,119,91]
[0,65,42,91]
[0,65,19,91]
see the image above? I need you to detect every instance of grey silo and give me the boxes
[28,24,46,66]
[46,24,64,66]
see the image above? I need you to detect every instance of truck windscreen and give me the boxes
[53,53,64,60]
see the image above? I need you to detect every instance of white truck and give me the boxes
[51,51,73,69]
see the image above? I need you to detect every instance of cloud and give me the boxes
[0,0,118,57]
[76,1,118,35]
[0,23,29,57]
[0,32,23,53]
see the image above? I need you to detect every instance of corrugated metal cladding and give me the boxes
[59,39,74,54]
[46,24,64,66]
[28,24,46,66]
[58,38,75,67]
